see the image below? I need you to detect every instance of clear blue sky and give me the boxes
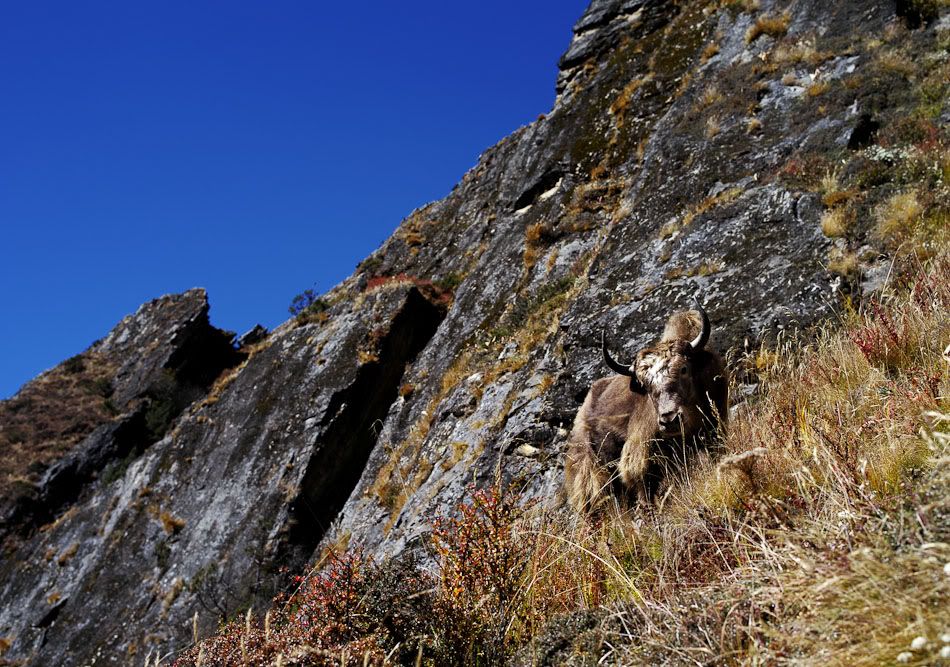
[0,1,588,398]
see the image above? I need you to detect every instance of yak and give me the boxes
[564,301,728,514]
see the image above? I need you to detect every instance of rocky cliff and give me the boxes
[1,0,947,664]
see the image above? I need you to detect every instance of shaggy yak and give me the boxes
[564,301,728,514]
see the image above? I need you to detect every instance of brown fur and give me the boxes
[564,310,728,514]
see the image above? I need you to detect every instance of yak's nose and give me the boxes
[658,410,679,429]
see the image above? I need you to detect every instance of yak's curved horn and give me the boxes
[690,299,711,351]
[602,330,634,376]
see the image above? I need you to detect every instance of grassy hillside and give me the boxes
[168,240,948,667]
[0,353,118,511]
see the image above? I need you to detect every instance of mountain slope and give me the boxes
[1,0,947,664]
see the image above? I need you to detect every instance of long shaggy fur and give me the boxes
[565,309,728,514]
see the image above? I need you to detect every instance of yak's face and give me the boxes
[601,301,713,437]
[635,341,702,437]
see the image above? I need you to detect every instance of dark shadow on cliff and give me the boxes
[277,287,447,571]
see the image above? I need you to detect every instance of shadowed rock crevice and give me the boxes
[164,317,245,393]
[847,113,880,150]
[279,288,446,569]
[512,170,564,210]
[894,0,938,28]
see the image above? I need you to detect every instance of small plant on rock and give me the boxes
[288,288,329,317]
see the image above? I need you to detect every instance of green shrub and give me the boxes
[288,289,329,317]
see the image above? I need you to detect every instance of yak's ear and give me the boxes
[629,369,646,395]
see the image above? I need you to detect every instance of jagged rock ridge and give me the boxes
[1,1,946,664]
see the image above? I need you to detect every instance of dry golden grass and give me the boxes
[566,178,625,218]
[589,163,608,181]
[159,510,186,535]
[699,42,719,64]
[522,245,540,270]
[161,577,185,618]
[877,50,918,77]
[694,259,724,276]
[402,230,424,247]
[610,74,655,140]
[356,349,379,365]
[661,186,745,241]
[658,220,680,240]
[672,71,693,100]
[806,80,830,97]
[745,13,790,44]
[700,84,724,109]
[827,248,859,278]
[821,190,852,208]
[687,186,743,226]
[511,250,950,664]
[196,338,272,410]
[875,190,923,245]
[663,265,687,280]
[0,352,119,512]
[57,541,79,566]
[771,40,831,67]
[821,208,849,237]
[666,259,726,281]
[410,249,940,664]
[524,222,544,245]
[818,169,840,196]
[609,75,652,119]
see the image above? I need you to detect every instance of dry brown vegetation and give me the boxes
[806,79,830,97]
[173,245,949,665]
[660,185,744,239]
[160,510,187,535]
[770,39,832,67]
[745,13,790,44]
[820,207,849,237]
[699,41,720,63]
[0,351,118,510]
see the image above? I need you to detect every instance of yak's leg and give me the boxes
[565,438,613,515]
[619,436,652,506]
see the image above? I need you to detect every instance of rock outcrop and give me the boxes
[1,0,946,663]
[0,290,241,546]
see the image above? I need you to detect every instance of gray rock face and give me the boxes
[1,0,943,663]
[0,289,240,546]
[0,285,446,664]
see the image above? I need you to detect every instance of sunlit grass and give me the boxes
[170,247,949,666]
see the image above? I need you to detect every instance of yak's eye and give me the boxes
[679,366,688,375]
